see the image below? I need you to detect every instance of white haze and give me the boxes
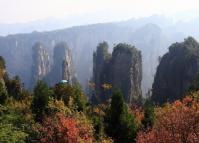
[0,0,199,36]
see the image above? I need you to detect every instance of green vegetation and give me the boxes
[0,56,5,69]
[1,36,199,143]
[0,82,8,104]
[141,99,155,128]
[31,80,52,122]
[105,90,137,143]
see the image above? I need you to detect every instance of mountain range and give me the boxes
[0,15,199,95]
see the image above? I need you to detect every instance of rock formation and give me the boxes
[62,51,74,84]
[0,21,172,92]
[31,42,50,87]
[47,42,75,86]
[111,43,142,103]
[93,42,142,104]
[93,42,111,102]
[152,37,199,104]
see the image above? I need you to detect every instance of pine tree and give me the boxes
[105,90,137,143]
[73,86,87,112]
[0,81,8,104]
[141,99,155,128]
[31,80,52,122]
[6,76,22,100]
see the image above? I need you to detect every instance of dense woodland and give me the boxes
[0,37,199,143]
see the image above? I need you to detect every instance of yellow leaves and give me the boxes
[101,83,112,90]
[100,136,113,143]
[88,81,112,90]
[93,106,105,117]
[48,99,72,115]
[7,97,32,111]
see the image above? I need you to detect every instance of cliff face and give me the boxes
[47,42,75,85]
[93,43,142,104]
[93,42,111,101]
[111,44,142,103]
[0,22,171,93]
[31,42,50,87]
[62,49,74,84]
[152,37,199,104]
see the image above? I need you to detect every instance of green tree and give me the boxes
[53,83,74,103]
[0,56,5,70]
[5,76,22,100]
[53,83,87,112]
[0,122,27,143]
[141,99,155,128]
[73,86,87,112]
[92,115,104,139]
[31,80,52,122]
[105,90,137,143]
[0,81,8,104]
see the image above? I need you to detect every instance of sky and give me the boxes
[0,0,199,24]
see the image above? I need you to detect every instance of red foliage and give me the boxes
[37,113,93,143]
[136,96,199,143]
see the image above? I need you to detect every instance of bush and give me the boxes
[34,113,94,143]
[136,96,199,143]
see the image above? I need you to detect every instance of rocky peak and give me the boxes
[111,43,142,103]
[48,41,75,85]
[62,49,74,84]
[92,42,142,104]
[31,42,50,87]
[152,37,199,104]
[93,42,111,99]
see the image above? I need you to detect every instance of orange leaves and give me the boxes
[58,114,79,143]
[37,113,94,143]
[136,96,199,143]
[173,100,182,107]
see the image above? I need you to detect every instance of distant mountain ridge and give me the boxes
[0,16,189,95]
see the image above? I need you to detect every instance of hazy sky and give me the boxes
[0,0,199,24]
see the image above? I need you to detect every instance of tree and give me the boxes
[0,123,27,143]
[53,83,87,112]
[31,80,52,122]
[0,81,8,104]
[5,76,23,100]
[53,83,75,104]
[73,86,87,112]
[0,56,5,70]
[136,96,199,143]
[105,90,137,143]
[141,99,155,128]
[34,113,94,143]
[92,115,104,138]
